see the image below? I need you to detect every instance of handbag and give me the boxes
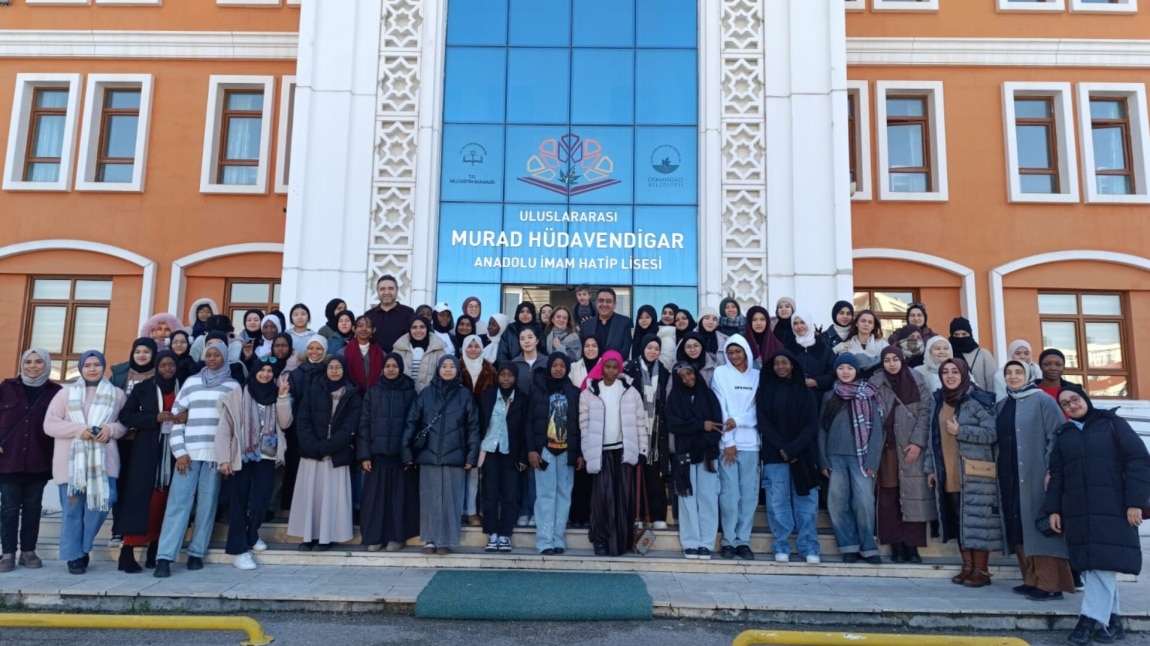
[409,400,450,453]
[633,467,656,556]
[1034,513,1057,538]
[962,458,997,479]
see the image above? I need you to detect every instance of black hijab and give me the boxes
[323,298,346,330]
[756,349,815,437]
[676,331,708,370]
[545,352,572,393]
[773,308,796,349]
[409,316,431,350]
[581,336,601,373]
[247,362,279,405]
[674,309,696,344]
[192,302,214,338]
[326,355,349,393]
[948,317,979,355]
[511,302,543,339]
[129,337,158,373]
[334,310,356,341]
[453,315,477,354]
[631,305,659,360]
[432,355,462,396]
[154,350,180,395]
[695,318,720,355]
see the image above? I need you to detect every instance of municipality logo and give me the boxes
[518,133,620,196]
[650,144,681,175]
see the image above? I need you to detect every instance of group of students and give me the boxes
[0,278,1146,646]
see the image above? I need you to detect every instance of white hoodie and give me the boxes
[710,334,760,452]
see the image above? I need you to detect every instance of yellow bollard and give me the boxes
[732,630,1029,646]
[0,613,273,645]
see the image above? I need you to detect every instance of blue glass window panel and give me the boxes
[502,205,569,284]
[446,0,508,46]
[634,126,697,205]
[441,124,505,203]
[632,286,698,316]
[443,48,507,123]
[573,0,634,47]
[571,49,634,125]
[435,283,502,321]
[567,126,633,205]
[565,206,633,286]
[632,207,697,286]
[507,49,570,125]
[508,0,571,47]
[636,50,697,125]
[636,0,696,48]
[438,203,505,284]
[504,125,572,204]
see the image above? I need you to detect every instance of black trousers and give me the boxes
[226,460,276,555]
[641,463,668,524]
[481,453,520,537]
[0,473,49,554]
[280,427,301,511]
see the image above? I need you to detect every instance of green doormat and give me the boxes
[415,570,653,621]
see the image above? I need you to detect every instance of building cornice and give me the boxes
[0,30,298,60]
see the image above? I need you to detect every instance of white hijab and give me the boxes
[460,334,486,387]
[481,314,510,364]
[791,311,816,348]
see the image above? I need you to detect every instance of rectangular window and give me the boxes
[876,81,948,201]
[23,277,113,382]
[998,0,1066,10]
[218,91,264,185]
[274,76,296,194]
[1077,83,1150,204]
[3,74,82,191]
[75,74,154,192]
[1039,292,1130,398]
[1002,82,1079,203]
[225,280,281,331]
[1090,98,1134,194]
[846,81,873,201]
[200,75,275,194]
[873,0,940,10]
[853,290,917,338]
[1070,0,1138,13]
[24,89,70,183]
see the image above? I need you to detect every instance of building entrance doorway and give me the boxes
[500,285,632,321]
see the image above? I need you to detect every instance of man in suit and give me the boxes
[579,287,632,357]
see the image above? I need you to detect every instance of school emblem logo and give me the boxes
[518,133,620,196]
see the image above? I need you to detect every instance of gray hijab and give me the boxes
[20,348,51,388]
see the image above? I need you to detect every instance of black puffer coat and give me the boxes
[527,354,583,466]
[357,374,417,462]
[296,380,361,468]
[401,375,480,467]
[1043,408,1149,575]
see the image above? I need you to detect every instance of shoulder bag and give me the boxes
[633,467,656,555]
[410,399,450,453]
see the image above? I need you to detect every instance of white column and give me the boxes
[697,0,724,311]
[764,0,853,321]
[280,0,383,314]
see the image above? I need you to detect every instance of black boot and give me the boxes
[1107,614,1125,641]
[1067,615,1096,646]
[906,546,922,563]
[890,543,906,563]
[118,546,142,574]
[153,559,171,578]
[145,542,158,569]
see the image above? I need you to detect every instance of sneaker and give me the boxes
[252,539,267,552]
[233,552,257,571]
[153,559,171,578]
[516,515,529,527]
[554,547,565,555]
[1025,589,1063,602]
[527,516,535,527]
[719,545,735,560]
[774,553,789,563]
[1012,584,1037,596]
[421,543,436,555]
[108,535,123,549]
[19,551,42,569]
[496,536,512,552]
[805,554,821,564]
[735,545,755,561]
[485,534,499,552]
[697,547,712,560]
[0,554,14,573]
[67,558,86,575]
[651,521,668,530]
[1073,571,1085,592]
[186,556,203,571]
[1067,615,1096,646]
[684,548,699,560]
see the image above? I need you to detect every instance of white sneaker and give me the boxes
[252,539,268,552]
[516,516,529,527]
[233,552,257,570]
[527,516,536,527]
[775,553,790,563]
[806,554,821,564]
[651,521,668,530]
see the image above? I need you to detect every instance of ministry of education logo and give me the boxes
[650,144,681,175]
[518,133,620,196]
[460,142,486,166]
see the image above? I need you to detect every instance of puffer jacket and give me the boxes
[579,374,648,474]
[869,369,937,523]
[527,374,582,466]
[925,388,1003,552]
[296,380,362,468]
[401,378,480,467]
[357,374,417,461]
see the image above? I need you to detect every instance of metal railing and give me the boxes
[0,613,273,645]
[732,631,1029,646]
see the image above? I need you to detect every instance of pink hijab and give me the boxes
[586,350,625,388]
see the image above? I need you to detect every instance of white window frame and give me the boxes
[75,74,154,193]
[3,73,83,192]
[95,0,163,5]
[1077,82,1150,204]
[872,0,940,11]
[875,80,949,202]
[844,0,866,10]
[1070,0,1137,14]
[286,0,301,5]
[997,0,1067,11]
[24,0,91,5]
[216,0,281,6]
[200,75,275,195]
[274,75,296,194]
[1002,82,1079,204]
[847,81,873,202]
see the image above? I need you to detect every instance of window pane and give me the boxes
[29,306,66,353]
[25,163,60,183]
[74,280,112,301]
[1090,99,1126,120]
[1081,294,1121,316]
[1084,322,1123,370]
[872,291,914,314]
[1092,126,1128,171]
[1014,99,1051,119]
[1016,124,1053,169]
[30,114,66,157]
[105,89,141,110]
[71,307,108,353]
[220,165,258,186]
[1037,293,1077,315]
[230,282,270,303]
[272,283,281,304]
[852,292,872,312]
[1041,321,1079,369]
[226,92,264,111]
[887,124,924,168]
[32,279,71,300]
[1020,174,1056,194]
[886,98,925,117]
[36,89,69,109]
[890,172,928,193]
[102,114,138,158]
[1097,174,1133,196]
[224,117,263,161]
[1086,375,1127,399]
[97,163,134,183]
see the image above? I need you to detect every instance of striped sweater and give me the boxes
[170,375,239,462]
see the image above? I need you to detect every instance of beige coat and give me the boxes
[392,332,448,393]
[214,387,293,471]
[870,370,937,523]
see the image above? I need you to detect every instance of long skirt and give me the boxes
[360,459,420,546]
[569,468,593,526]
[419,465,464,547]
[287,457,353,544]
[123,489,168,547]
[589,449,635,556]
[877,486,928,547]
[1015,545,1075,594]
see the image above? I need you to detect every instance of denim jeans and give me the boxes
[826,455,879,557]
[762,462,820,557]
[156,461,221,562]
[1081,570,1121,624]
[0,473,50,554]
[533,450,574,551]
[678,462,719,551]
[226,459,276,555]
[57,478,116,562]
[718,449,759,548]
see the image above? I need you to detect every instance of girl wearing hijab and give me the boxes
[889,324,926,369]
[916,336,953,392]
[1045,386,1149,645]
[993,340,1042,397]
[477,362,529,552]
[242,315,281,360]
[462,296,482,324]
[869,347,935,564]
[217,359,293,569]
[342,315,386,393]
[818,354,885,564]
[772,297,797,348]
[414,304,434,322]
[282,335,329,515]
[186,298,218,340]
[289,356,360,551]
[286,304,315,354]
[326,310,356,357]
[718,298,745,338]
[788,311,834,402]
[452,315,477,356]
[318,298,347,341]
[996,361,1074,601]
[459,334,496,526]
[743,306,783,370]
[568,335,601,391]
[660,303,678,327]
[44,350,128,575]
[529,353,583,554]
[630,305,659,361]
[358,353,419,552]
[675,332,717,387]
[110,338,158,394]
[402,356,480,555]
[168,331,194,383]
[431,303,455,354]
[393,316,448,393]
[948,317,999,393]
[666,363,722,559]
[580,351,648,557]
[0,349,62,572]
[695,307,728,368]
[925,357,1001,588]
[625,335,670,530]
[888,302,936,343]
[545,306,582,362]
[268,333,300,380]
[481,314,510,363]
[756,350,821,563]
[116,352,183,573]
[567,336,601,528]
[820,300,855,352]
[498,302,543,363]
[240,309,265,345]
[840,310,888,379]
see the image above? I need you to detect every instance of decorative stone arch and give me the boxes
[852,248,979,338]
[0,239,157,330]
[989,250,1150,362]
[167,243,285,315]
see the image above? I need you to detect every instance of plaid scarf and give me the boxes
[65,379,118,511]
[833,380,884,473]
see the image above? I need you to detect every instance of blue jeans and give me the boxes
[718,449,759,548]
[156,461,221,562]
[533,450,574,551]
[826,455,879,557]
[762,462,819,557]
[678,462,719,551]
[57,478,116,562]
[1081,570,1121,624]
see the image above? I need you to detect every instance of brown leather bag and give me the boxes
[633,468,656,555]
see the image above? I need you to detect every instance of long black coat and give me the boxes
[117,378,176,536]
[357,374,417,462]
[296,381,361,468]
[477,388,529,466]
[664,371,722,464]
[527,377,582,466]
[0,378,60,476]
[1043,409,1150,575]
[401,379,480,467]
[788,339,835,403]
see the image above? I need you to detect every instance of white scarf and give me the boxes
[792,311,816,348]
[460,334,486,387]
[66,379,117,511]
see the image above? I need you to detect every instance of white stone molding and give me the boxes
[3,73,83,192]
[1076,82,1150,205]
[873,0,938,11]
[0,30,298,60]
[853,248,978,339]
[697,0,724,312]
[996,0,1065,11]
[198,75,276,194]
[1069,0,1137,14]
[167,242,285,316]
[274,75,296,194]
[75,73,154,193]
[1001,82,1079,204]
[847,80,873,202]
[847,38,1150,69]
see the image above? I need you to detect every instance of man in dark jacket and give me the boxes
[477,363,529,552]
[578,288,633,358]
[365,275,415,353]
[528,353,583,554]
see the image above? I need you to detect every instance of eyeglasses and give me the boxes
[259,356,278,365]
[1058,395,1083,410]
